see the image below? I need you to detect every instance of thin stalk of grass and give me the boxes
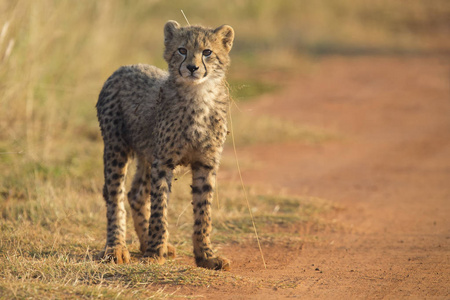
[228,105,267,269]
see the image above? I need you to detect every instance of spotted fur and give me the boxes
[96,21,234,270]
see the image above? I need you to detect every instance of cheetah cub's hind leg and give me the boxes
[127,157,176,258]
[98,143,132,264]
[127,157,151,254]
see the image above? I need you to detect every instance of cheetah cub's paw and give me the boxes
[140,256,166,265]
[167,243,177,259]
[141,244,176,265]
[196,256,231,271]
[97,245,131,264]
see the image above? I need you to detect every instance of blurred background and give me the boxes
[0,0,449,225]
[1,2,449,296]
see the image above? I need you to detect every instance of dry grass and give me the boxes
[0,0,448,298]
[226,112,336,146]
[0,173,334,298]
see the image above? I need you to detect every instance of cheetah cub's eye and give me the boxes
[178,48,187,55]
[202,49,212,57]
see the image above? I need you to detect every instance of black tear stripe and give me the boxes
[202,55,208,78]
[178,54,187,77]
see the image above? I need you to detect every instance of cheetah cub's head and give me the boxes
[163,20,234,85]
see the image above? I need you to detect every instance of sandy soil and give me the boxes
[181,56,450,299]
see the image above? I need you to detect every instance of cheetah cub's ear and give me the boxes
[164,20,181,46]
[214,25,235,53]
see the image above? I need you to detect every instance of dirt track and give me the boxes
[180,56,450,298]
[217,58,450,299]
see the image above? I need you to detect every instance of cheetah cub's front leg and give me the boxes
[141,159,174,264]
[191,163,230,271]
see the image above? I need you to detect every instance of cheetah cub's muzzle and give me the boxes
[177,47,212,83]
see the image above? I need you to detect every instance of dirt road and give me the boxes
[176,56,450,299]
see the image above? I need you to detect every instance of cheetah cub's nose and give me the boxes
[187,65,199,73]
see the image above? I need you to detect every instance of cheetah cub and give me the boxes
[96,21,234,270]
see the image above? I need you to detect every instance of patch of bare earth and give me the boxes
[172,56,450,299]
